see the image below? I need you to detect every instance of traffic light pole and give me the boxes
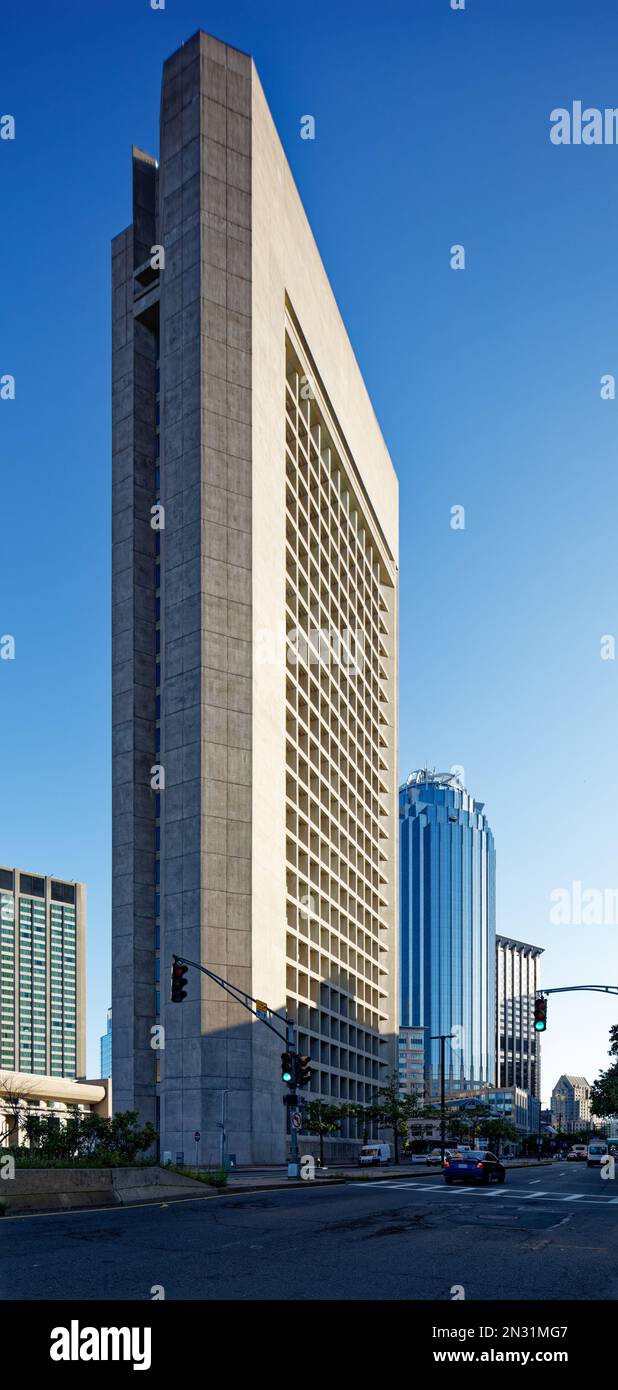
[286,1020,301,1178]
[534,986,618,1032]
[171,956,303,1177]
[430,1032,456,1168]
[171,954,291,1041]
[538,986,618,996]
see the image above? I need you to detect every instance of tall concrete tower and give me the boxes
[112,32,399,1163]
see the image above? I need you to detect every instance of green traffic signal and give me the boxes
[281,1052,293,1083]
[534,997,547,1031]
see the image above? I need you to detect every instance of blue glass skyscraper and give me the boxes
[400,771,496,1098]
[100,1007,112,1079]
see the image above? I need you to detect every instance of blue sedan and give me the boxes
[443,1150,506,1185]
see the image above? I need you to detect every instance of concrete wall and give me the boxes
[2,1165,210,1215]
[111,150,159,1127]
[157,34,259,1164]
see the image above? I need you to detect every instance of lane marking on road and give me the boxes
[348,1182,618,1208]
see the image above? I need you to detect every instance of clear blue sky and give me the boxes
[1,0,617,1102]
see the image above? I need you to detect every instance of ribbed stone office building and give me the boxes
[496,934,543,1098]
[399,771,496,1098]
[0,866,86,1079]
[112,32,399,1164]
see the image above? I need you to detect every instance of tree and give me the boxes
[446,1115,472,1145]
[0,1075,38,1148]
[303,1101,344,1166]
[591,1072,618,1119]
[591,1022,618,1120]
[23,1109,156,1164]
[463,1105,492,1144]
[359,1073,421,1164]
[483,1119,519,1157]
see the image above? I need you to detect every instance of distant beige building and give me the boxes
[551,1074,591,1132]
[112,31,399,1164]
[398,1027,425,1102]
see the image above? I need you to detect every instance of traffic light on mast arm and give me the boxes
[171,958,188,1003]
[534,996,547,1032]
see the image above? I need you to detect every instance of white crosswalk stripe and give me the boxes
[348,1182,618,1206]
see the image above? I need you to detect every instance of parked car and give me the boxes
[587,1141,608,1167]
[443,1150,506,1185]
[358,1143,391,1166]
[567,1145,588,1161]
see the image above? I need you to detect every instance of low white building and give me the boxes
[0,1069,111,1148]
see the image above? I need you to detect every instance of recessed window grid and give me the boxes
[283,334,394,1131]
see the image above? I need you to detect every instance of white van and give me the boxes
[358,1142,391,1166]
[587,1141,608,1167]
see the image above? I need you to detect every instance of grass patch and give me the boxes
[168,1164,228,1189]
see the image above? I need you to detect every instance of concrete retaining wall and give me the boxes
[2,1165,212,1215]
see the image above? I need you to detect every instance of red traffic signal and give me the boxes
[171,959,188,1003]
[534,996,547,1032]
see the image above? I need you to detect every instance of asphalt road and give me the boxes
[3,1159,618,1301]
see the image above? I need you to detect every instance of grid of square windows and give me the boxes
[283,333,395,1136]
[1,893,80,1079]
[0,892,15,1068]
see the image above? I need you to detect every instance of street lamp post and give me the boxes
[220,1089,229,1170]
[430,1032,456,1167]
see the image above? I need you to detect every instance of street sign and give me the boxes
[255,999,268,1015]
[194,1131,201,1142]
[291,1110,302,1130]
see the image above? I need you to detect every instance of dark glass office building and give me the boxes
[399,771,496,1098]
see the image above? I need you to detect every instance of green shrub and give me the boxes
[6,1110,159,1168]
